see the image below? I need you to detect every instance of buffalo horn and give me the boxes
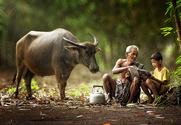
[89,33,98,46]
[63,37,86,48]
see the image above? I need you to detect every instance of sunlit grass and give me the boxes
[66,80,103,98]
[4,78,41,96]
[2,77,104,99]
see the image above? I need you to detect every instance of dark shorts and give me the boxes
[115,79,131,89]
[115,79,132,105]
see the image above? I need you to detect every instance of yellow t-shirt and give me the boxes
[153,67,170,82]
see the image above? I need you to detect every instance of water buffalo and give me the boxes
[14,28,100,100]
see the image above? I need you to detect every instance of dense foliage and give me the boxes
[0,0,180,71]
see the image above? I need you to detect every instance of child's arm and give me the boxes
[150,76,168,85]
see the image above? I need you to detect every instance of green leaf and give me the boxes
[176,56,181,65]
[160,27,173,31]
[165,2,173,16]
[175,67,181,76]
[160,27,173,36]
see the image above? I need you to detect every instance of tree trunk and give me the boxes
[172,0,181,50]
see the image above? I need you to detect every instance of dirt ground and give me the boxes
[0,100,181,125]
[0,68,181,125]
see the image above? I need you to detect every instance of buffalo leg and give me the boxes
[55,72,68,100]
[55,72,64,100]
[24,70,34,100]
[60,81,67,100]
[57,80,67,100]
[15,65,25,98]
[60,74,69,100]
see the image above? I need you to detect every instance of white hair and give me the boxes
[126,45,139,53]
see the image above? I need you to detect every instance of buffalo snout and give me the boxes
[89,65,99,73]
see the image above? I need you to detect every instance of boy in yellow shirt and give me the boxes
[141,52,170,103]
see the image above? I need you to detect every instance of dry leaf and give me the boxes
[76,115,83,118]
[103,123,111,125]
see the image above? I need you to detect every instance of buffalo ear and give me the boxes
[96,47,101,52]
[64,46,79,51]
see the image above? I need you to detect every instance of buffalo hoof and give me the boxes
[64,97,69,100]
[60,97,69,101]
[13,95,19,99]
[26,96,36,100]
[12,92,19,99]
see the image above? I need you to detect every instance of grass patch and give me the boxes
[67,80,103,98]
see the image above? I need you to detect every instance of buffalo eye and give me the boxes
[84,49,92,56]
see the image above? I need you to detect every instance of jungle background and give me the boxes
[0,0,180,71]
[0,0,181,125]
[0,0,181,100]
